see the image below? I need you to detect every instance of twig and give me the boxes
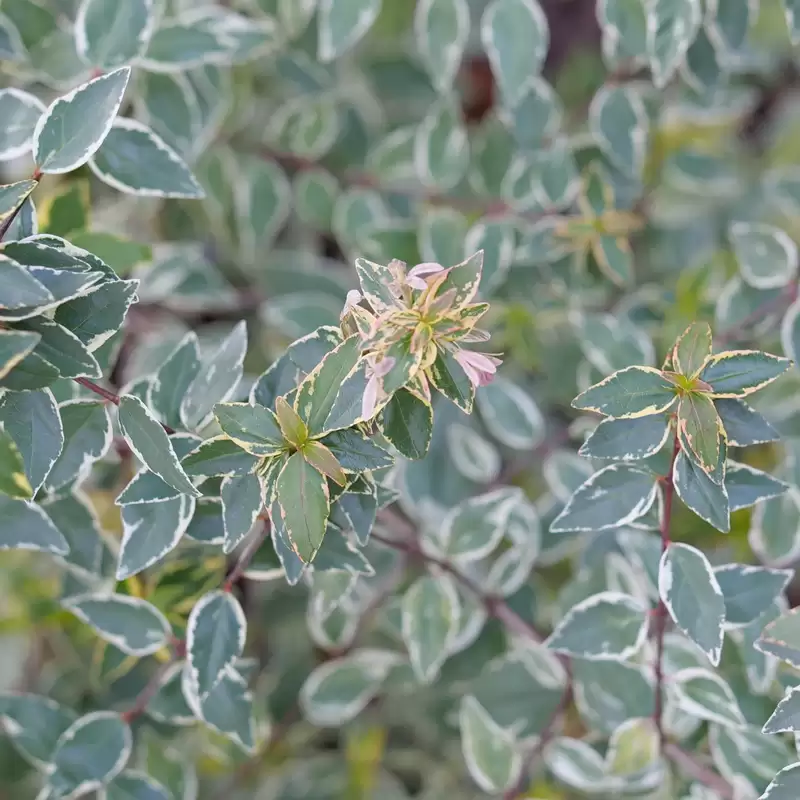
[120,647,181,724]
[663,742,734,799]
[223,520,272,592]
[653,432,681,747]
[0,172,40,242]
[75,377,176,434]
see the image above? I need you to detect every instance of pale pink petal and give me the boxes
[342,289,363,315]
[372,356,396,378]
[455,350,502,387]
[406,262,444,289]
[362,375,379,419]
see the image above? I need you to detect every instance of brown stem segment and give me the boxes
[653,430,681,747]
[0,173,40,242]
[75,377,175,434]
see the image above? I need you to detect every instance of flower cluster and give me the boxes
[341,253,502,419]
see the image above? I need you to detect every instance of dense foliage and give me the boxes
[4,0,800,798]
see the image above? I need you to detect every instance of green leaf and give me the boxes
[90,119,204,199]
[672,321,712,377]
[714,563,792,628]
[459,695,521,793]
[572,366,677,419]
[759,762,800,798]
[415,0,471,93]
[63,593,171,656]
[142,20,228,71]
[116,495,195,579]
[545,737,611,794]
[699,349,791,398]
[186,590,247,698]
[118,395,198,496]
[0,350,59,391]
[293,168,339,229]
[646,0,702,89]
[476,376,544,450]
[303,441,347,486]
[579,415,669,461]
[275,451,330,563]
[715,398,779,447]
[221,472,264,554]
[213,402,284,457]
[181,321,247,430]
[76,0,155,69]
[550,464,657,532]
[0,388,62,494]
[0,693,76,768]
[415,98,470,191]
[0,180,37,225]
[725,461,789,512]
[545,591,648,661]
[353,258,397,313]
[441,487,525,562]
[0,88,44,160]
[44,492,109,579]
[0,254,53,310]
[182,436,258,478]
[659,542,725,665]
[501,76,562,151]
[589,84,648,178]
[429,349,475,412]
[481,0,549,104]
[402,575,460,683]
[331,490,378,546]
[673,449,730,532]
[763,687,800,734]
[269,498,306,585]
[321,428,393,472]
[788,0,800,44]
[150,332,201,431]
[677,392,720,475]
[295,335,362,435]
[45,400,111,491]
[730,222,797,290]
[184,664,256,753]
[381,388,433,460]
[593,235,634,286]
[33,67,131,174]
[756,606,800,667]
[0,426,32,499]
[300,650,401,726]
[105,771,171,800]
[673,667,745,729]
[236,156,291,260]
[749,488,800,568]
[318,0,383,62]
[46,712,132,797]
[18,316,101,379]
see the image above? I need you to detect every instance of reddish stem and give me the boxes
[75,377,175,434]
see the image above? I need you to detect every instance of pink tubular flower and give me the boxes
[362,356,396,420]
[406,262,445,290]
[454,350,502,387]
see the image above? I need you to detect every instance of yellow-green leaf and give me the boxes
[302,441,347,487]
[275,396,308,447]
[0,426,33,499]
[678,392,721,475]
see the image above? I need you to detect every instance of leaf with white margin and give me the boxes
[221,472,264,554]
[141,20,229,72]
[0,88,45,160]
[550,464,658,533]
[756,606,800,668]
[764,687,800,734]
[545,737,612,793]
[440,487,523,562]
[181,664,256,753]
[118,395,198,498]
[145,662,195,727]
[300,649,402,727]
[714,563,792,629]
[545,591,649,661]
[180,321,247,430]
[0,495,68,555]
[415,0,470,93]
[33,67,130,174]
[673,668,745,729]
[62,593,171,657]
[659,542,725,665]
[76,0,155,69]
[605,717,661,788]
[45,712,132,799]
[0,693,77,768]
[105,771,171,800]
[186,590,247,698]
[481,0,549,105]
[459,695,521,793]
[475,375,544,450]
[414,97,470,191]
[726,462,789,513]
[646,0,702,89]
[749,488,800,568]
[760,762,800,798]
[318,0,383,62]
[90,118,204,199]
[116,495,195,579]
[674,449,730,533]
[730,222,798,290]
[401,575,460,683]
[580,415,669,461]
[589,84,648,178]
[447,423,500,483]
[44,400,111,491]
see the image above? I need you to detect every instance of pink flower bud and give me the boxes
[454,350,502,387]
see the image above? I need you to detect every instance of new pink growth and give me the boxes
[406,262,445,290]
[454,350,502,387]
[362,356,396,420]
